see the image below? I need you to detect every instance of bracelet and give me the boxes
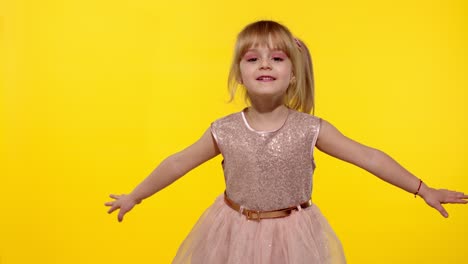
[414,179,423,198]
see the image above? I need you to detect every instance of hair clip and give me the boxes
[294,38,302,48]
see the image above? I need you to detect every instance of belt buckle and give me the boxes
[246,210,261,222]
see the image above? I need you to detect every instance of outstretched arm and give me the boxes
[315,118,467,218]
[105,127,220,222]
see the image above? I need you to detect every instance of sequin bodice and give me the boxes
[210,108,321,211]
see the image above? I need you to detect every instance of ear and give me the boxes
[290,74,296,82]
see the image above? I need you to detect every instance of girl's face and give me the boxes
[239,45,293,101]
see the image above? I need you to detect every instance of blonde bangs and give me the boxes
[236,28,295,61]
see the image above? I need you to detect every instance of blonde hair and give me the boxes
[228,20,315,114]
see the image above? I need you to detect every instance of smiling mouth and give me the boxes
[256,76,276,81]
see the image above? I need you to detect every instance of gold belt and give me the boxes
[223,191,312,221]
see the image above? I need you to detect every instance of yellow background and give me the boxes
[1,0,467,263]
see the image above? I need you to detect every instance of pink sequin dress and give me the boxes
[172,108,346,264]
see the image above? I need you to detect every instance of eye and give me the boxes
[273,57,284,61]
[246,57,257,62]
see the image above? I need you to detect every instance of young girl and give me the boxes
[105,20,467,263]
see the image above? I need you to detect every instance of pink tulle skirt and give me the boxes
[172,194,346,264]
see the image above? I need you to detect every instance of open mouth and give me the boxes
[256,75,276,81]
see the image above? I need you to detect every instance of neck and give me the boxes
[248,95,286,113]
[248,104,288,115]
[245,103,289,128]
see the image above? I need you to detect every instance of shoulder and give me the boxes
[211,111,242,128]
[210,111,243,143]
[209,111,243,150]
[289,110,322,129]
[290,110,320,121]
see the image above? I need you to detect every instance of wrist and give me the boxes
[417,182,431,199]
[128,193,143,204]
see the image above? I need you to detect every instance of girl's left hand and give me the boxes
[420,187,468,218]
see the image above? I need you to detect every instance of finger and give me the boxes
[446,192,468,202]
[443,198,467,204]
[108,205,119,214]
[118,210,125,222]
[109,194,121,199]
[448,190,467,197]
[434,203,449,218]
[453,199,468,204]
[104,201,113,206]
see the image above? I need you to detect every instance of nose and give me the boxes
[259,59,272,70]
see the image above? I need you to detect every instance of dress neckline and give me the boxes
[241,107,291,134]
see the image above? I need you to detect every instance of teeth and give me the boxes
[258,77,274,80]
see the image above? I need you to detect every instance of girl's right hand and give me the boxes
[105,194,141,222]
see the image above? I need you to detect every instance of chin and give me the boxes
[247,90,287,99]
